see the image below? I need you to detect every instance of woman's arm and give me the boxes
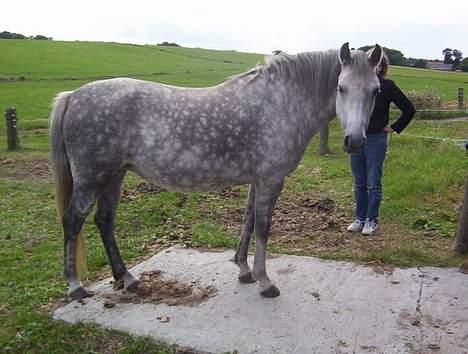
[388,81,416,133]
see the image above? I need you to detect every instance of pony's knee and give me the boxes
[94,208,114,229]
[63,209,86,238]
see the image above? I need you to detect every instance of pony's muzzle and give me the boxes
[343,134,366,154]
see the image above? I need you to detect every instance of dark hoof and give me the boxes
[69,286,93,300]
[113,279,124,291]
[238,272,256,284]
[260,285,280,298]
[125,279,141,293]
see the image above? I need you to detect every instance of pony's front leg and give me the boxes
[252,177,284,298]
[234,184,256,283]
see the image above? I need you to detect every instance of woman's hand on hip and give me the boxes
[383,126,395,134]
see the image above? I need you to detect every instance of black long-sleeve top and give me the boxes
[367,78,416,134]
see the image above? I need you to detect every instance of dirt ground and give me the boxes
[0,156,52,182]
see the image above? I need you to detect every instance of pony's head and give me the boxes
[336,43,382,153]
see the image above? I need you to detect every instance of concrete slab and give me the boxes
[54,247,468,354]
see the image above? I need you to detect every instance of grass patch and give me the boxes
[191,222,238,248]
[388,65,468,101]
[2,316,171,353]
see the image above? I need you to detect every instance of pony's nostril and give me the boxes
[344,134,366,152]
[344,135,350,148]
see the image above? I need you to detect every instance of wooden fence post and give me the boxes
[458,87,464,111]
[455,176,468,254]
[319,124,332,155]
[5,107,20,150]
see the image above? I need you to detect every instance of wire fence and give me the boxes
[399,132,468,150]
[4,89,468,152]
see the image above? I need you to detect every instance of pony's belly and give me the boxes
[130,163,254,193]
[138,174,251,193]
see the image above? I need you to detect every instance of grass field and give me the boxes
[1,39,467,353]
[389,65,468,100]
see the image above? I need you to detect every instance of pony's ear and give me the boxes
[339,42,351,65]
[369,44,383,68]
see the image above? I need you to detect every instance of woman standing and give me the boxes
[347,50,416,235]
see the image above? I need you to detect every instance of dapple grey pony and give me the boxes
[50,43,382,299]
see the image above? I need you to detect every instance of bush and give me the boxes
[415,110,468,120]
[412,59,427,69]
[157,42,180,47]
[0,31,26,39]
[461,58,468,72]
[33,35,49,40]
[404,87,447,110]
[358,45,406,66]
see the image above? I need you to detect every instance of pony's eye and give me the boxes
[337,85,344,93]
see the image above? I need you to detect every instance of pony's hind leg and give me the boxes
[234,184,256,283]
[94,171,140,292]
[63,184,97,299]
[252,177,284,298]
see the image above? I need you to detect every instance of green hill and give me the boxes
[0,40,263,120]
[0,39,262,80]
[0,39,466,120]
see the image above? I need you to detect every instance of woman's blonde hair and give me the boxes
[367,47,389,78]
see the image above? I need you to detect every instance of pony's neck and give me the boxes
[290,50,341,135]
[264,49,341,98]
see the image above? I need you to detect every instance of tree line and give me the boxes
[0,31,52,40]
[358,45,467,72]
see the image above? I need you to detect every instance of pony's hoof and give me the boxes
[260,285,280,298]
[69,286,93,300]
[125,279,141,293]
[238,272,256,284]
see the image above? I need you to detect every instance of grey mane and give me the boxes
[230,49,371,95]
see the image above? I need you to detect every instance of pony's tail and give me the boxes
[49,91,87,278]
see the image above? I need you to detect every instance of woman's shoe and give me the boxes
[347,219,366,232]
[362,219,379,235]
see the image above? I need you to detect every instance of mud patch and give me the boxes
[273,197,344,236]
[121,182,166,201]
[368,262,395,275]
[215,193,352,248]
[213,187,242,199]
[0,157,52,182]
[101,270,217,307]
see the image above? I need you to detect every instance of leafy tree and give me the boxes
[33,35,49,40]
[157,41,180,47]
[460,57,468,72]
[442,48,453,64]
[358,45,406,66]
[0,31,51,40]
[0,31,26,39]
[452,49,463,69]
[413,59,427,69]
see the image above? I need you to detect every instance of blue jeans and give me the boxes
[349,131,388,221]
